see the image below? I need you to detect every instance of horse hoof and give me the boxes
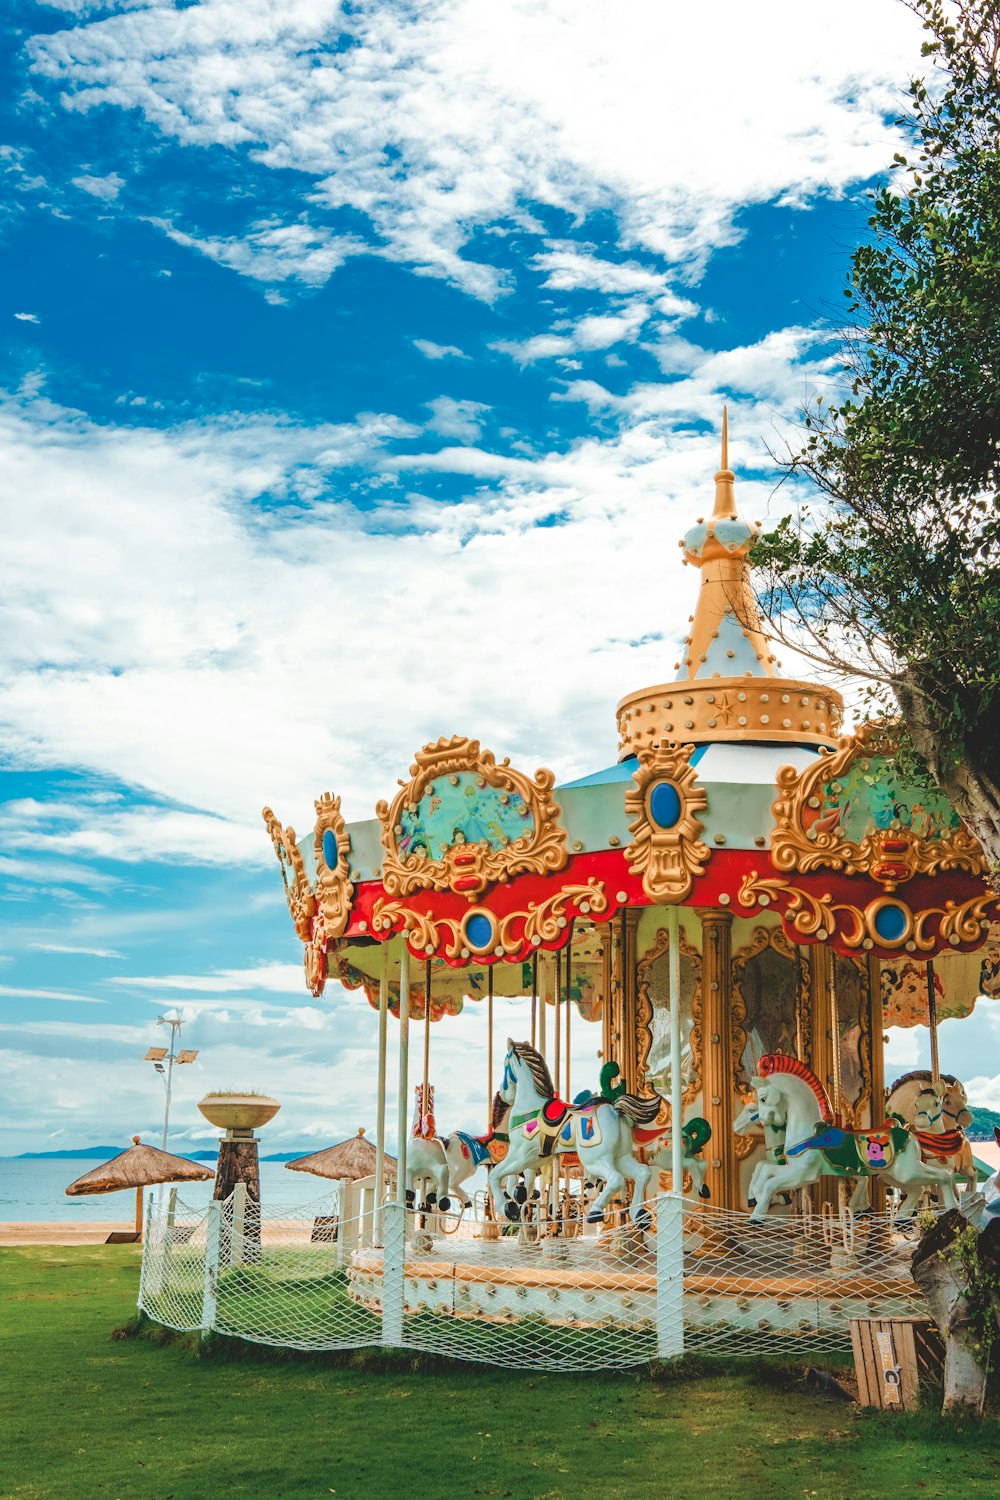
[405,1190,416,1206]
[747,1197,757,1208]
[439,1197,451,1212]
[636,1208,652,1230]
[699,1185,711,1200]
[425,1192,437,1206]
[504,1201,520,1223]
[586,1210,605,1224]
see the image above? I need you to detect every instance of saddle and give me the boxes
[520,1098,602,1155]
[912,1127,965,1160]
[787,1119,912,1175]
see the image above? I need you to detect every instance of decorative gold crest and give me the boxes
[261,806,315,941]
[624,742,710,903]
[770,733,985,891]
[737,870,996,954]
[313,791,354,939]
[371,878,608,962]
[375,735,568,901]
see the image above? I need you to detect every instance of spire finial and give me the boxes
[721,405,728,473]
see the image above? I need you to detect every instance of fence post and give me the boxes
[201,1199,222,1340]
[381,1199,405,1347]
[655,1192,685,1360]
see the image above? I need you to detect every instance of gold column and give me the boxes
[622,909,640,1092]
[600,932,612,1067]
[697,908,736,1208]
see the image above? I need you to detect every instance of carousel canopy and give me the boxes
[263,418,998,1011]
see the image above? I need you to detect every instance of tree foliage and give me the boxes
[755,0,1000,864]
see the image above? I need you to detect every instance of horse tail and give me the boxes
[613,1092,663,1126]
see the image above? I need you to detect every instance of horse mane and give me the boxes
[756,1054,833,1123]
[613,1092,663,1126]
[490,1090,508,1129]
[511,1040,554,1100]
[887,1069,958,1094]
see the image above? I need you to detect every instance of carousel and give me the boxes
[259,416,1000,1332]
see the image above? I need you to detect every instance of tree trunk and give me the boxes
[910,1209,988,1414]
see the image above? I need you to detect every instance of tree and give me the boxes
[755,0,1000,868]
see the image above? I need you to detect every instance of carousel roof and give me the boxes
[263,416,998,1005]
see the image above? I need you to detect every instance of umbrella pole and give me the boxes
[135,1185,143,1240]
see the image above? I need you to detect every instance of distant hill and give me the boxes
[14,1147,307,1162]
[968,1106,1000,1142]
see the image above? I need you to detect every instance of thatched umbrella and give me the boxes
[285,1127,396,1184]
[66,1135,214,1241]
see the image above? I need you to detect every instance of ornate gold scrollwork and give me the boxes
[635,924,703,1105]
[262,806,316,941]
[313,791,354,939]
[371,879,608,963]
[624,742,709,904]
[738,871,996,955]
[376,735,568,901]
[771,732,986,890]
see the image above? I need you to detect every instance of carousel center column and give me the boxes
[697,907,736,1209]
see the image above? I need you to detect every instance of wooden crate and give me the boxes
[850,1316,944,1410]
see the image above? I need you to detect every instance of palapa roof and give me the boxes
[285,1127,396,1183]
[65,1136,214,1196]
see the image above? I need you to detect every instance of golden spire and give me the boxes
[615,410,844,753]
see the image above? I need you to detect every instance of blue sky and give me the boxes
[3,0,998,1161]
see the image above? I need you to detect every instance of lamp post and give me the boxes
[144,1013,198,1150]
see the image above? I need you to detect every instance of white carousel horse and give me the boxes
[733,1097,788,1207]
[748,1053,957,1225]
[886,1070,978,1198]
[488,1039,661,1225]
[404,1084,494,1213]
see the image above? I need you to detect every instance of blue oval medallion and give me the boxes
[649,781,682,829]
[465,912,494,950]
[322,829,338,870]
[872,902,908,943]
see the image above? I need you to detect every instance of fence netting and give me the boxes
[139,1190,925,1370]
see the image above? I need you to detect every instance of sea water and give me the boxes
[0,1157,337,1222]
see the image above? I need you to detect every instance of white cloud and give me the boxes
[412,339,469,361]
[149,216,365,287]
[0,344,833,834]
[111,962,307,995]
[425,395,489,442]
[0,983,106,1004]
[72,171,123,201]
[13,312,39,323]
[493,301,655,365]
[29,0,924,296]
[29,943,125,958]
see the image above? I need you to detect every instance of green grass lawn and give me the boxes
[2,1247,999,1500]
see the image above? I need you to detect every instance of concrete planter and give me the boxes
[198,1093,281,1132]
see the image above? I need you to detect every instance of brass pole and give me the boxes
[564,934,572,1104]
[531,952,538,1049]
[926,960,941,1089]
[828,953,842,1120]
[538,952,547,1060]
[554,949,562,1096]
[487,965,494,1118]
[422,958,432,1133]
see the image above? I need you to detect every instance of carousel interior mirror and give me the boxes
[637,924,701,1101]
[833,953,870,1126]
[732,926,809,1091]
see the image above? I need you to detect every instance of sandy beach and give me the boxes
[0,1222,135,1246]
